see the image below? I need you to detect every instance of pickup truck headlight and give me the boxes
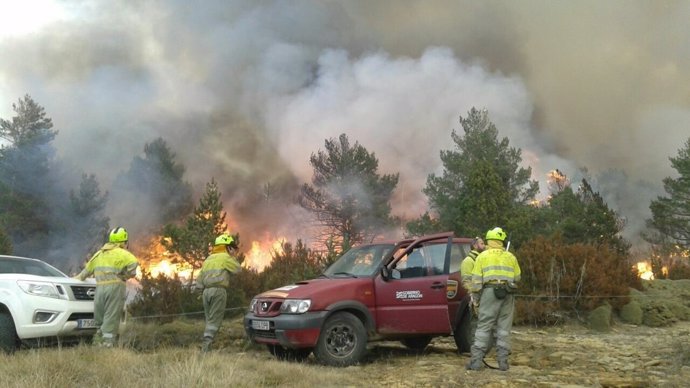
[280,299,311,314]
[17,280,62,299]
[249,298,258,312]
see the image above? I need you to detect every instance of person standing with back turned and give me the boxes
[76,227,139,347]
[466,227,520,371]
[197,233,240,352]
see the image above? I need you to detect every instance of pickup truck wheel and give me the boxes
[314,312,367,366]
[453,308,472,353]
[401,336,432,352]
[0,313,19,354]
[267,344,312,362]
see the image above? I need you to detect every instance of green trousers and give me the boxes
[94,282,126,345]
[471,287,515,361]
[202,287,227,339]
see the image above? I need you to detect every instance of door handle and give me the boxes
[430,282,445,289]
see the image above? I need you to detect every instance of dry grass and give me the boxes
[1,317,366,387]
[0,344,365,387]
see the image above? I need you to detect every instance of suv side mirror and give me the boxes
[380,266,390,280]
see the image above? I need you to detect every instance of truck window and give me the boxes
[449,243,468,273]
[397,247,427,278]
[425,243,448,275]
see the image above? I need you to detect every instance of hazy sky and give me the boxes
[1,0,688,244]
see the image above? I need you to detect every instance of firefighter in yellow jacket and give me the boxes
[466,227,521,371]
[197,233,241,352]
[76,227,139,347]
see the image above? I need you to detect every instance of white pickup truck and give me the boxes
[0,255,97,352]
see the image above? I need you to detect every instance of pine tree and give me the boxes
[647,138,690,250]
[162,179,229,282]
[299,133,399,248]
[0,95,57,253]
[414,108,538,243]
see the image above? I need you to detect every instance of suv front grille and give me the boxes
[71,285,96,300]
[67,312,94,321]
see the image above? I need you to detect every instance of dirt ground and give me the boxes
[335,320,690,388]
[239,319,689,388]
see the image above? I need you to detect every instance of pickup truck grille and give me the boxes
[71,285,96,300]
[253,299,282,316]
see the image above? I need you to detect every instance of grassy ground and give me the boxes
[3,279,690,387]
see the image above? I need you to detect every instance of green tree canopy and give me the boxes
[112,137,193,235]
[413,108,539,243]
[162,179,229,282]
[646,138,690,250]
[299,133,399,248]
[0,95,57,254]
[538,179,629,255]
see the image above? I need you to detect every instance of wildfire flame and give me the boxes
[244,237,286,272]
[635,261,655,280]
[135,234,287,278]
[547,169,569,193]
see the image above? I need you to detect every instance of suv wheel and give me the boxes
[453,308,472,353]
[267,344,312,362]
[314,312,367,366]
[401,336,432,352]
[0,312,19,354]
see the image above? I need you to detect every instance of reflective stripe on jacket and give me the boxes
[470,240,521,293]
[197,246,240,289]
[78,242,139,285]
[460,249,480,291]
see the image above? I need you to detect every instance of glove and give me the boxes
[470,293,480,310]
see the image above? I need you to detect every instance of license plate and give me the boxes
[252,320,270,331]
[77,319,97,329]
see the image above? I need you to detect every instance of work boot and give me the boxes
[498,358,509,371]
[465,353,483,371]
[201,336,213,353]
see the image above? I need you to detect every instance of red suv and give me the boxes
[244,232,473,366]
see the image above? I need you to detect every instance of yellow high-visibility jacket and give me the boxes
[470,240,521,293]
[460,250,480,292]
[197,246,240,289]
[77,242,139,285]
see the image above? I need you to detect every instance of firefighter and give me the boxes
[466,227,521,371]
[460,236,485,344]
[197,233,240,352]
[76,227,139,347]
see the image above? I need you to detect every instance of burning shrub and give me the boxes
[515,235,635,324]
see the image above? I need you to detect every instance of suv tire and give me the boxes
[0,312,19,354]
[267,344,312,362]
[453,308,472,353]
[314,312,367,366]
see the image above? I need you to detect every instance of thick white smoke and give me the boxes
[2,0,687,248]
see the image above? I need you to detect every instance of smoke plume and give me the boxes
[2,0,688,252]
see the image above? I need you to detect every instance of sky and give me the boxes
[1,0,689,246]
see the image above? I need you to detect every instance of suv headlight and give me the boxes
[280,299,311,314]
[249,298,258,312]
[17,280,62,299]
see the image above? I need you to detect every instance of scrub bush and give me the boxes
[514,235,637,324]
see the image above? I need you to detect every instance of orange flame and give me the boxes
[635,261,654,280]
[244,237,286,272]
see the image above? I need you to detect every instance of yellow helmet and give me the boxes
[214,234,235,246]
[109,227,128,243]
[485,227,507,241]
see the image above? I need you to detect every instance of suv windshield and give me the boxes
[0,257,67,277]
[323,244,394,277]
